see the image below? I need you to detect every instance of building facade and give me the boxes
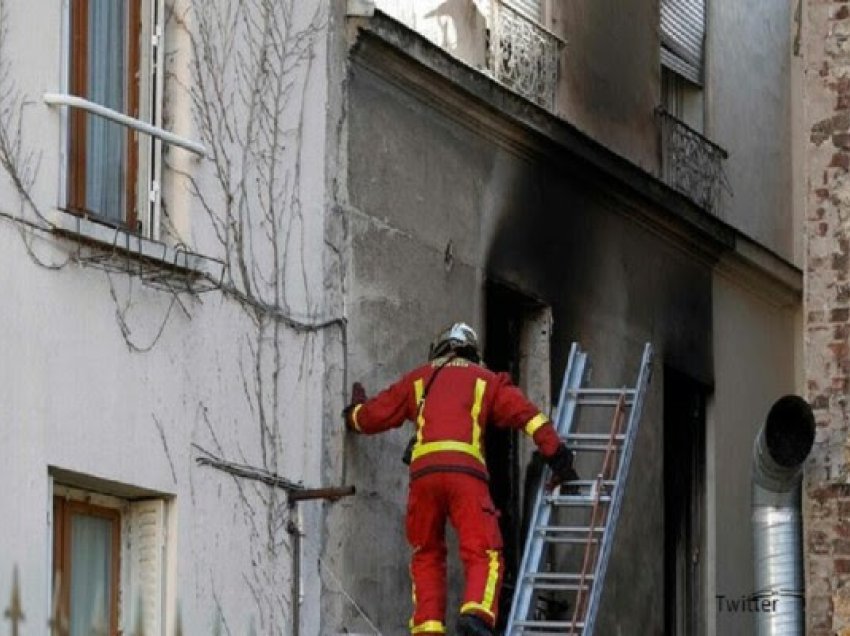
[0,0,344,633]
[0,0,809,635]
[326,1,801,635]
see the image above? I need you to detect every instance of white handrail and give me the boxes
[43,93,206,158]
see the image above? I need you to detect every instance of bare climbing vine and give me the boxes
[0,0,348,631]
[171,0,344,632]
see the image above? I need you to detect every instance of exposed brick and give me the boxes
[812,530,833,554]
[835,559,850,574]
[839,6,850,19]
[835,253,849,276]
[814,394,831,410]
[831,152,850,170]
[835,133,850,150]
[831,308,850,322]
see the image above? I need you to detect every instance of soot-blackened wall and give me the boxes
[340,46,713,634]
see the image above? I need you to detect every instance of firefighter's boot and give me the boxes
[456,613,494,636]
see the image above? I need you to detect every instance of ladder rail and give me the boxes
[506,342,654,635]
[568,393,627,634]
[506,343,586,628]
[582,343,654,635]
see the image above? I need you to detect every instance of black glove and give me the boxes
[402,436,416,465]
[545,444,579,491]
[342,382,367,431]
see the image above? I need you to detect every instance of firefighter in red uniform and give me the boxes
[343,323,578,636]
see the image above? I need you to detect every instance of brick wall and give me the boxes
[806,1,850,633]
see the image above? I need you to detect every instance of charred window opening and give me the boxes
[485,280,551,628]
[664,368,707,636]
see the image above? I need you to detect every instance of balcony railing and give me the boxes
[488,1,565,111]
[657,108,730,214]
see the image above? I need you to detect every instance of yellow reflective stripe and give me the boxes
[414,379,425,447]
[351,404,364,432]
[410,440,486,463]
[460,602,495,620]
[524,412,548,436]
[409,573,417,631]
[460,550,500,620]
[411,620,446,633]
[470,379,486,456]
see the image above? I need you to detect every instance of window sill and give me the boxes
[50,210,224,292]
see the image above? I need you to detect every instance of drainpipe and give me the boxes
[752,395,815,636]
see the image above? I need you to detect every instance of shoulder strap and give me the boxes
[416,353,457,415]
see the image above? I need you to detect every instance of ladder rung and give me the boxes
[569,388,635,395]
[566,433,626,441]
[524,581,591,591]
[514,619,586,629]
[527,573,594,581]
[569,443,623,452]
[547,494,612,506]
[575,398,634,406]
[536,525,604,534]
[560,479,616,487]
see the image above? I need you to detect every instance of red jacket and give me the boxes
[349,356,562,481]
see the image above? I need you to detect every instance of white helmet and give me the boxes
[429,322,481,362]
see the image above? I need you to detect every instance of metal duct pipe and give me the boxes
[752,395,815,636]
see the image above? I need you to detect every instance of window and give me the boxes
[66,0,164,236]
[662,66,704,133]
[52,486,167,635]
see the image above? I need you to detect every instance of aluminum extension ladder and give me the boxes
[505,342,654,635]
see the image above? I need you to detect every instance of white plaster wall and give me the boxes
[709,273,798,635]
[0,0,338,633]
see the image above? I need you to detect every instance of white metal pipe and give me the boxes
[43,93,206,157]
[752,395,815,636]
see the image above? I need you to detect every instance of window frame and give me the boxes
[52,495,122,636]
[65,0,156,235]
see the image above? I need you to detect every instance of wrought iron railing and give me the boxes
[488,1,565,110]
[657,107,730,214]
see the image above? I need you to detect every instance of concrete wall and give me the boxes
[0,1,340,634]
[549,0,661,174]
[328,42,727,633]
[709,274,798,635]
[706,0,797,263]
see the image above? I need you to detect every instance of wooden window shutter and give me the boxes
[128,499,165,635]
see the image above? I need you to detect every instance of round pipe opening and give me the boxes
[764,395,815,468]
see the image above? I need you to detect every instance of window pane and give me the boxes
[85,0,126,222]
[69,514,113,636]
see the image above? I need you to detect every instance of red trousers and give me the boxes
[406,472,504,634]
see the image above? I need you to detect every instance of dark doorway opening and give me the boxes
[485,281,550,628]
[664,368,707,636]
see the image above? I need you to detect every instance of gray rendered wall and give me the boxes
[550,0,661,175]
[706,0,796,262]
[336,50,719,634]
